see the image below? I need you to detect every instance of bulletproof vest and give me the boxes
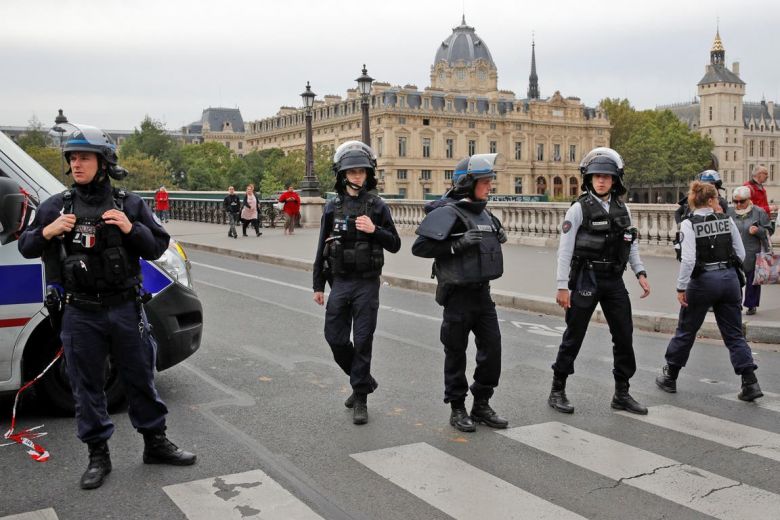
[572,194,633,271]
[690,213,733,264]
[60,188,139,294]
[326,193,384,277]
[434,204,504,285]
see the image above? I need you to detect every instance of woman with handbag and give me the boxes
[655,181,763,402]
[240,184,262,237]
[727,186,772,315]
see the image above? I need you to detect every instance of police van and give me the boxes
[0,130,202,413]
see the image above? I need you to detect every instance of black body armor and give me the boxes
[325,194,384,277]
[572,194,635,274]
[690,213,734,264]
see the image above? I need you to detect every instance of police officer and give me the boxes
[550,147,651,415]
[674,170,728,224]
[655,181,763,401]
[223,185,241,239]
[312,141,401,425]
[18,124,195,490]
[412,154,509,433]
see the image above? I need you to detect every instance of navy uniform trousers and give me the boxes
[61,300,168,444]
[324,276,380,394]
[553,272,637,382]
[440,284,501,404]
[664,269,756,374]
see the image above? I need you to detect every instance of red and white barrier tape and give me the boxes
[2,347,64,462]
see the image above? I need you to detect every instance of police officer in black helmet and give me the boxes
[312,141,401,425]
[18,123,195,490]
[412,154,509,433]
[550,147,651,416]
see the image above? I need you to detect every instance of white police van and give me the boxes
[0,130,202,413]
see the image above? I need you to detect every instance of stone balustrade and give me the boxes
[141,196,285,227]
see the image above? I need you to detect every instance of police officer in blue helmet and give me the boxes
[19,123,195,490]
[413,153,509,433]
[422,157,469,215]
[312,141,401,425]
[550,147,651,416]
[674,170,728,224]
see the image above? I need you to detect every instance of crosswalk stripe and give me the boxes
[718,391,780,413]
[616,405,780,462]
[351,442,586,520]
[500,422,780,520]
[163,469,325,520]
[0,509,58,520]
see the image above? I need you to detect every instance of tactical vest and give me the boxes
[690,213,733,265]
[60,188,139,294]
[572,194,634,272]
[434,205,504,285]
[326,193,384,277]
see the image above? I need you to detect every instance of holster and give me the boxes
[435,283,454,306]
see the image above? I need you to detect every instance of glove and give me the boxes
[496,227,507,244]
[452,229,482,254]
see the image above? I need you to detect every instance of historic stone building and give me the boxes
[190,107,246,156]
[660,30,779,202]
[242,17,610,199]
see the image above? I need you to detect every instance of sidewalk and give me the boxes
[165,220,780,343]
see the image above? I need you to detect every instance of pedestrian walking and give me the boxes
[154,185,169,223]
[223,185,241,239]
[656,181,763,401]
[240,184,262,237]
[549,147,651,416]
[312,141,401,425]
[278,184,301,235]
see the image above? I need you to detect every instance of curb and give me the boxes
[180,241,780,343]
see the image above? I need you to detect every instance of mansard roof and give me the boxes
[698,64,744,86]
[200,107,245,133]
[433,16,496,69]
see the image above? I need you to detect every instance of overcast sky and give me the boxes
[2,0,777,132]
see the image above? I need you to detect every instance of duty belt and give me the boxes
[701,261,730,272]
[64,287,139,311]
[584,261,619,273]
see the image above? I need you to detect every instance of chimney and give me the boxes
[732,61,740,76]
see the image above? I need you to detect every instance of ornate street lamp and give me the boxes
[52,109,69,177]
[299,81,320,197]
[356,64,373,146]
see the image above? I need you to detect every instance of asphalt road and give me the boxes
[1,250,779,520]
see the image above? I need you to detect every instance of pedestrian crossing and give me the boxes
[3,396,779,520]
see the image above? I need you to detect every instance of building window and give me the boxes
[734,151,738,161]
[399,187,407,198]
[726,151,729,161]
[536,143,544,161]
[760,140,765,157]
[447,101,453,111]
[398,137,407,157]
[237,142,243,150]
[569,177,579,196]
[468,140,476,155]
[421,169,431,181]
[397,169,407,180]
[478,70,486,81]
[596,129,603,135]
[515,123,522,130]
[399,97,405,108]
[514,176,523,194]
[489,141,497,153]
[422,138,431,158]
[771,164,775,180]
[398,116,406,124]
[553,176,563,197]
[424,187,431,195]
[553,144,561,162]
[377,137,383,157]
[456,69,465,80]
[514,142,522,160]
[446,120,453,127]
[423,118,430,126]
[771,141,775,158]
[468,121,475,129]
[423,99,430,109]
[378,169,385,179]
[734,106,737,120]
[569,145,576,162]
[445,170,454,180]
[750,140,754,156]
[709,106,713,121]
[445,138,454,158]
[536,176,547,195]
[490,122,497,130]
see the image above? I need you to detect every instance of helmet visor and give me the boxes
[466,153,505,177]
[579,147,624,172]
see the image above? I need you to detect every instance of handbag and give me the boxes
[753,242,780,285]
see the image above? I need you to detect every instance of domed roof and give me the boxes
[434,16,496,69]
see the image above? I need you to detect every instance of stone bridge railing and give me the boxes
[141,196,285,227]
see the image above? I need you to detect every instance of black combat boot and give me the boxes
[143,431,197,465]
[80,441,112,490]
[344,391,356,409]
[611,380,648,415]
[655,364,679,393]
[449,401,476,432]
[470,399,509,428]
[737,370,763,402]
[548,375,574,414]
[352,393,368,425]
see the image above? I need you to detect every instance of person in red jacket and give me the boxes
[278,184,301,235]
[744,166,777,217]
[154,185,170,223]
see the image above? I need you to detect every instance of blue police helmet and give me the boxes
[451,153,504,197]
[698,169,722,188]
[59,123,127,181]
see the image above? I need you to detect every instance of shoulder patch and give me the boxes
[562,220,572,234]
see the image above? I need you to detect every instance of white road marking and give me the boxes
[163,469,324,520]
[500,422,780,520]
[617,404,780,462]
[351,442,586,520]
[0,510,58,520]
[718,391,780,413]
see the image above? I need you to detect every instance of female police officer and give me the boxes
[412,154,509,433]
[550,147,650,415]
[19,124,195,490]
[312,141,401,425]
[655,181,763,401]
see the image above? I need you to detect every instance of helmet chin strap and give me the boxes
[344,178,364,192]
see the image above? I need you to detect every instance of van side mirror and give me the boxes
[0,177,32,245]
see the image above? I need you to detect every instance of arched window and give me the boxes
[569,177,579,196]
[536,176,547,195]
[553,176,563,197]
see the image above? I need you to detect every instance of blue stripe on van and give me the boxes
[0,264,43,305]
[140,260,173,295]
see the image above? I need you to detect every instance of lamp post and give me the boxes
[52,109,68,177]
[356,64,373,146]
[299,81,320,197]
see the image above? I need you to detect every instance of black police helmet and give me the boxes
[579,147,626,196]
[332,141,377,193]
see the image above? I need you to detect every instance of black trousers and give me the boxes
[664,269,756,375]
[552,273,636,382]
[440,285,501,404]
[241,218,260,235]
[324,277,380,394]
[60,301,168,444]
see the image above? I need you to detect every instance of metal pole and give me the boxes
[361,96,370,146]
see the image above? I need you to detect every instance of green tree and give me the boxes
[120,116,179,164]
[17,116,50,149]
[314,145,335,196]
[115,152,170,191]
[25,146,67,185]
[178,141,234,190]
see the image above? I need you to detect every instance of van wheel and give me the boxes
[39,355,126,416]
